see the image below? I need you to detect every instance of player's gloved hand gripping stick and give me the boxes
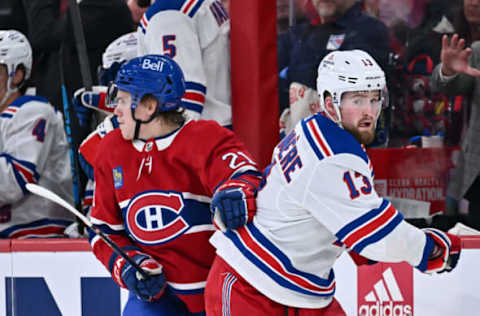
[26,183,166,301]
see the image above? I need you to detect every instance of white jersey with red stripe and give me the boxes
[90,119,258,313]
[210,113,430,308]
[0,96,74,238]
[138,0,231,126]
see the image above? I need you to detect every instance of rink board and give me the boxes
[0,238,478,315]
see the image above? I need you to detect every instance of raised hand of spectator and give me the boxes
[441,34,480,77]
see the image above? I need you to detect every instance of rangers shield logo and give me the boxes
[326,34,345,50]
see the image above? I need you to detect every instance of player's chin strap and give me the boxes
[131,107,159,140]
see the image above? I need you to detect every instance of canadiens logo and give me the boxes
[125,191,189,245]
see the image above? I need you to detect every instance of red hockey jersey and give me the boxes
[90,119,258,313]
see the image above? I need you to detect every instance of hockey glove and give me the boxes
[112,253,166,302]
[72,86,112,119]
[416,228,461,274]
[211,176,260,231]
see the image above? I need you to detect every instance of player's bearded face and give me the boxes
[340,91,380,145]
[114,90,136,140]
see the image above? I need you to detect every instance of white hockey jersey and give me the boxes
[210,114,431,308]
[138,0,231,126]
[0,96,74,238]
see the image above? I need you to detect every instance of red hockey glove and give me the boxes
[416,228,461,274]
[112,252,166,302]
[211,174,260,231]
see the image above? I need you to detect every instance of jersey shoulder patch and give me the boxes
[301,114,369,164]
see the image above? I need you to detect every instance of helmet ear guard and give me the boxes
[316,50,387,126]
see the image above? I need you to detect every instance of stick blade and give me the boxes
[26,183,91,228]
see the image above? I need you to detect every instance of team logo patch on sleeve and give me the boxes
[113,167,124,189]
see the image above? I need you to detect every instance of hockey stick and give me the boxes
[59,44,84,233]
[26,183,149,279]
[67,0,93,91]
[63,0,93,233]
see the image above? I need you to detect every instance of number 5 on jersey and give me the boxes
[162,35,176,57]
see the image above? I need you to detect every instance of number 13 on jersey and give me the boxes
[343,171,372,199]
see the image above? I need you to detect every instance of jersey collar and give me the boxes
[132,119,190,152]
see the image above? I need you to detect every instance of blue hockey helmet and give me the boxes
[114,54,185,112]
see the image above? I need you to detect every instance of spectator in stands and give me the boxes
[277,0,291,34]
[138,0,232,128]
[431,33,480,230]
[454,0,480,45]
[0,30,74,238]
[0,0,28,35]
[127,0,150,24]
[22,0,133,130]
[277,0,391,116]
[277,0,312,34]
[221,0,230,13]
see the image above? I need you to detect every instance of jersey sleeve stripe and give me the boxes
[225,223,336,296]
[138,23,146,34]
[182,101,204,113]
[90,216,125,231]
[185,81,207,94]
[0,113,13,118]
[0,153,39,194]
[181,0,205,17]
[335,200,404,253]
[0,219,72,238]
[183,91,206,104]
[301,117,333,160]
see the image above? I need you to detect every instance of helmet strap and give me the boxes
[131,107,158,140]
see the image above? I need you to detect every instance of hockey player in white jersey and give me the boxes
[0,30,74,238]
[138,0,231,127]
[205,50,462,315]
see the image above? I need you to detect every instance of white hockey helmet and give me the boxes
[99,32,139,86]
[316,49,387,125]
[102,31,138,69]
[0,30,32,105]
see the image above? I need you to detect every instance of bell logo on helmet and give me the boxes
[142,58,165,72]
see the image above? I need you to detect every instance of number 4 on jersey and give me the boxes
[32,119,46,142]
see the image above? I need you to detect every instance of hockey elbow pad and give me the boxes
[211,173,261,231]
[416,228,461,274]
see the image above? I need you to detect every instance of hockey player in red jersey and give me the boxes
[90,54,261,316]
[205,50,462,315]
